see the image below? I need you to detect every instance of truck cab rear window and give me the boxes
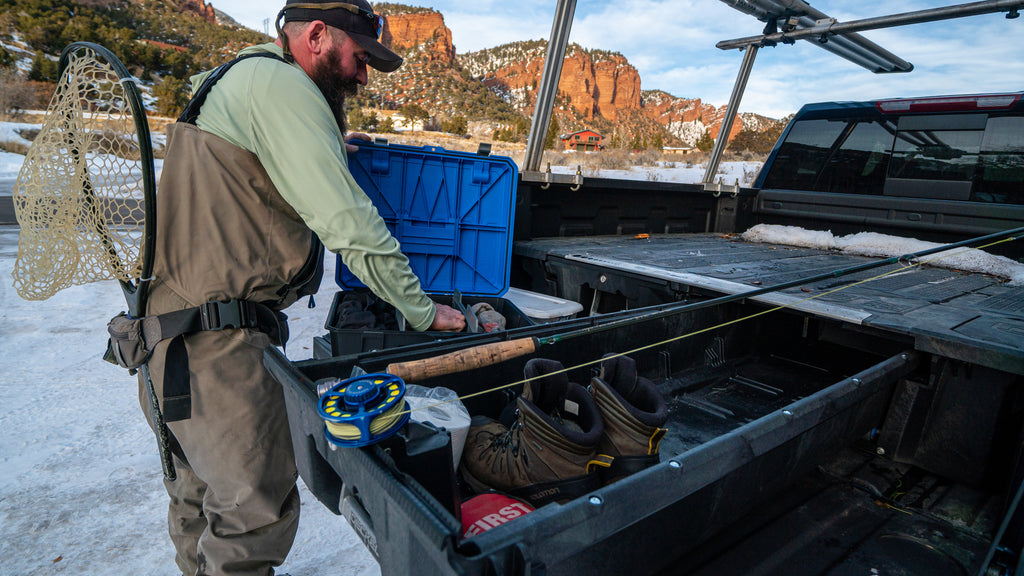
[761,109,1023,205]
[976,116,1024,203]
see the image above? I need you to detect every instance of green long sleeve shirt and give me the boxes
[187,42,435,331]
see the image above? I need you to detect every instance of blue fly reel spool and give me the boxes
[318,373,410,448]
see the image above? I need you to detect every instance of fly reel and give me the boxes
[318,373,409,447]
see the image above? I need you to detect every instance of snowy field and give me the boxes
[0,229,379,575]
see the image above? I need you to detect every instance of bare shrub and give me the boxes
[0,139,30,155]
[631,149,662,166]
[0,69,35,119]
[741,165,763,186]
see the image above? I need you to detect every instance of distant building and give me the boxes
[662,146,696,156]
[562,129,603,152]
[386,113,426,131]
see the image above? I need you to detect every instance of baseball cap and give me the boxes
[277,0,403,72]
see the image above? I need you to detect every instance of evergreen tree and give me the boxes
[651,131,664,151]
[27,52,57,82]
[544,116,559,150]
[363,111,380,132]
[0,47,15,70]
[442,114,467,136]
[379,116,395,133]
[695,129,715,152]
[398,103,430,130]
[348,106,367,131]
[154,76,188,118]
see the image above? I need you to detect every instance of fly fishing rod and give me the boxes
[386,225,1024,383]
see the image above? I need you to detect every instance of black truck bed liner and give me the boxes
[664,444,1000,576]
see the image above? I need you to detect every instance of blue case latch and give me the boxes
[371,149,390,174]
[472,161,490,184]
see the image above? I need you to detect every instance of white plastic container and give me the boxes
[405,385,471,469]
[503,287,584,323]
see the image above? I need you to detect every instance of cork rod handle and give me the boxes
[386,338,538,382]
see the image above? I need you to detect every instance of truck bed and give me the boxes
[514,232,1024,375]
[268,229,1024,575]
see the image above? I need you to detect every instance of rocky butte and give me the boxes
[374,4,772,145]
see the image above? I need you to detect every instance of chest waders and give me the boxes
[104,51,324,479]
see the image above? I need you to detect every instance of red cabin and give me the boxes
[562,129,603,152]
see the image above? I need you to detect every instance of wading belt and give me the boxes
[152,300,288,422]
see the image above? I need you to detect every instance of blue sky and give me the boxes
[214,0,1024,118]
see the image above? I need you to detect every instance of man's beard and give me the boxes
[309,49,360,133]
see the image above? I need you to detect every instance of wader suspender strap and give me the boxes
[161,51,292,422]
[181,49,325,310]
[177,52,290,125]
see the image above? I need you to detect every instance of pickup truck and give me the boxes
[264,90,1024,576]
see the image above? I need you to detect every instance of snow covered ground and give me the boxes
[0,231,378,576]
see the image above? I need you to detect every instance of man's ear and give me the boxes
[304,20,330,55]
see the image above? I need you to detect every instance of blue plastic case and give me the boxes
[337,141,518,296]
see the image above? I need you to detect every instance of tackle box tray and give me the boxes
[266,299,918,576]
[324,289,535,356]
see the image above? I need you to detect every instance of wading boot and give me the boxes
[591,354,668,483]
[459,358,611,507]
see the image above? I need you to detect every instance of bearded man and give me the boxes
[139,1,464,574]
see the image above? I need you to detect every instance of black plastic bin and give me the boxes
[324,290,536,356]
[266,300,919,576]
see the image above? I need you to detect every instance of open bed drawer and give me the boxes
[266,303,918,576]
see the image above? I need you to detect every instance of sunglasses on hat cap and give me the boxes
[283,2,383,38]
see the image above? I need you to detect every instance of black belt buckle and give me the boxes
[200,300,255,331]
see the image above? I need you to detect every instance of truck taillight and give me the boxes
[876,93,1022,113]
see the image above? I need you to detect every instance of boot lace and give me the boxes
[487,411,530,477]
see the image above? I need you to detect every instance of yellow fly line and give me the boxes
[12,44,150,301]
[392,234,1022,419]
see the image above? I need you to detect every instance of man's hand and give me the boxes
[430,303,466,332]
[345,132,372,153]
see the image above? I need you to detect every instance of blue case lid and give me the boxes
[337,141,518,297]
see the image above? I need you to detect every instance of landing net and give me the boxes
[12,43,152,301]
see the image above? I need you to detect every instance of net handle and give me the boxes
[59,42,157,318]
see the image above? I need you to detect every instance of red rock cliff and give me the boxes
[374,9,761,145]
[381,10,455,65]
[176,0,216,24]
[467,46,642,122]
[643,90,744,141]
[556,50,641,121]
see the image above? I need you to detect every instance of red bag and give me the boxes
[460,493,535,539]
